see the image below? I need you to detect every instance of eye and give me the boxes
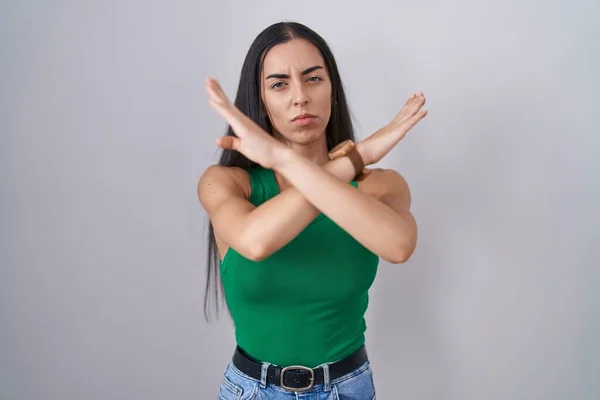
[270,81,286,90]
[307,76,323,83]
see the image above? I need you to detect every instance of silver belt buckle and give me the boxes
[280,365,315,392]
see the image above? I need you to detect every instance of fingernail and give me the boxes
[410,94,415,98]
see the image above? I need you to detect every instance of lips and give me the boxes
[292,113,316,121]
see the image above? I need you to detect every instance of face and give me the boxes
[260,38,332,145]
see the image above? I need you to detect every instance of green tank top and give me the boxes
[220,166,379,367]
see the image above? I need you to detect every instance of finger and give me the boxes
[216,136,240,150]
[206,77,268,141]
[400,109,428,132]
[208,98,248,136]
[406,93,426,116]
[205,77,231,107]
[395,93,415,118]
[397,92,426,118]
[409,108,428,122]
[205,78,243,122]
[206,78,256,137]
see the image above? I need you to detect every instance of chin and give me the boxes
[298,121,329,136]
[291,128,326,143]
[274,123,327,144]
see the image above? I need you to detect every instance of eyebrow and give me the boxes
[265,65,324,80]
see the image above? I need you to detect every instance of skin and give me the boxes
[199,38,427,263]
[260,38,332,190]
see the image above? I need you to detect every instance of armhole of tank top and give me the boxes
[248,167,258,205]
[220,247,231,269]
[219,168,254,270]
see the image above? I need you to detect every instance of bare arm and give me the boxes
[197,145,364,261]
[201,78,425,263]
[275,151,417,263]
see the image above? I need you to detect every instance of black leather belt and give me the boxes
[232,345,368,392]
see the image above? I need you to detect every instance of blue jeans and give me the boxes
[217,359,376,399]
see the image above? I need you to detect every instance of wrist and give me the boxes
[271,146,297,171]
[355,140,373,166]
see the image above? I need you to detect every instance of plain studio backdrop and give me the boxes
[1,1,598,399]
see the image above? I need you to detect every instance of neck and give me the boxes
[272,131,329,191]
[273,131,329,166]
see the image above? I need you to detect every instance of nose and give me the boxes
[292,82,309,106]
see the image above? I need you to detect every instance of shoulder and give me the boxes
[197,165,251,206]
[357,168,411,207]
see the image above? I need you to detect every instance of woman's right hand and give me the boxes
[358,92,428,166]
[206,77,289,169]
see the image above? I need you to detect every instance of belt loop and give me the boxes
[320,363,331,392]
[260,362,272,389]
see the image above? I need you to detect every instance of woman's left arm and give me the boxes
[275,153,416,264]
[205,77,421,263]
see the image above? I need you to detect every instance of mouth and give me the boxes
[292,113,317,126]
[292,113,316,121]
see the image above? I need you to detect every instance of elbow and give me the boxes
[386,251,410,264]
[242,242,268,262]
[247,247,269,262]
[239,233,269,262]
[386,238,417,264]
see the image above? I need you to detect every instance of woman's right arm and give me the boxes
[201,78,425,261]
[197,149,363,261]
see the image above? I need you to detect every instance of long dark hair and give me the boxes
[204,21,357,322]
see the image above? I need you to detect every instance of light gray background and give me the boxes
[1,1,598,399]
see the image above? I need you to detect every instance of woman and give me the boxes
[198,21,427,399]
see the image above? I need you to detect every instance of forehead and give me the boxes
[262,38,326,75]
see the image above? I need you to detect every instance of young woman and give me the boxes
[198,21,427,399]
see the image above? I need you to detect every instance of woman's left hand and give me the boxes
[358,92,428,165]
[205,77,288,169]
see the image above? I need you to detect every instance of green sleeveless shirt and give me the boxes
[220,166,379,368]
